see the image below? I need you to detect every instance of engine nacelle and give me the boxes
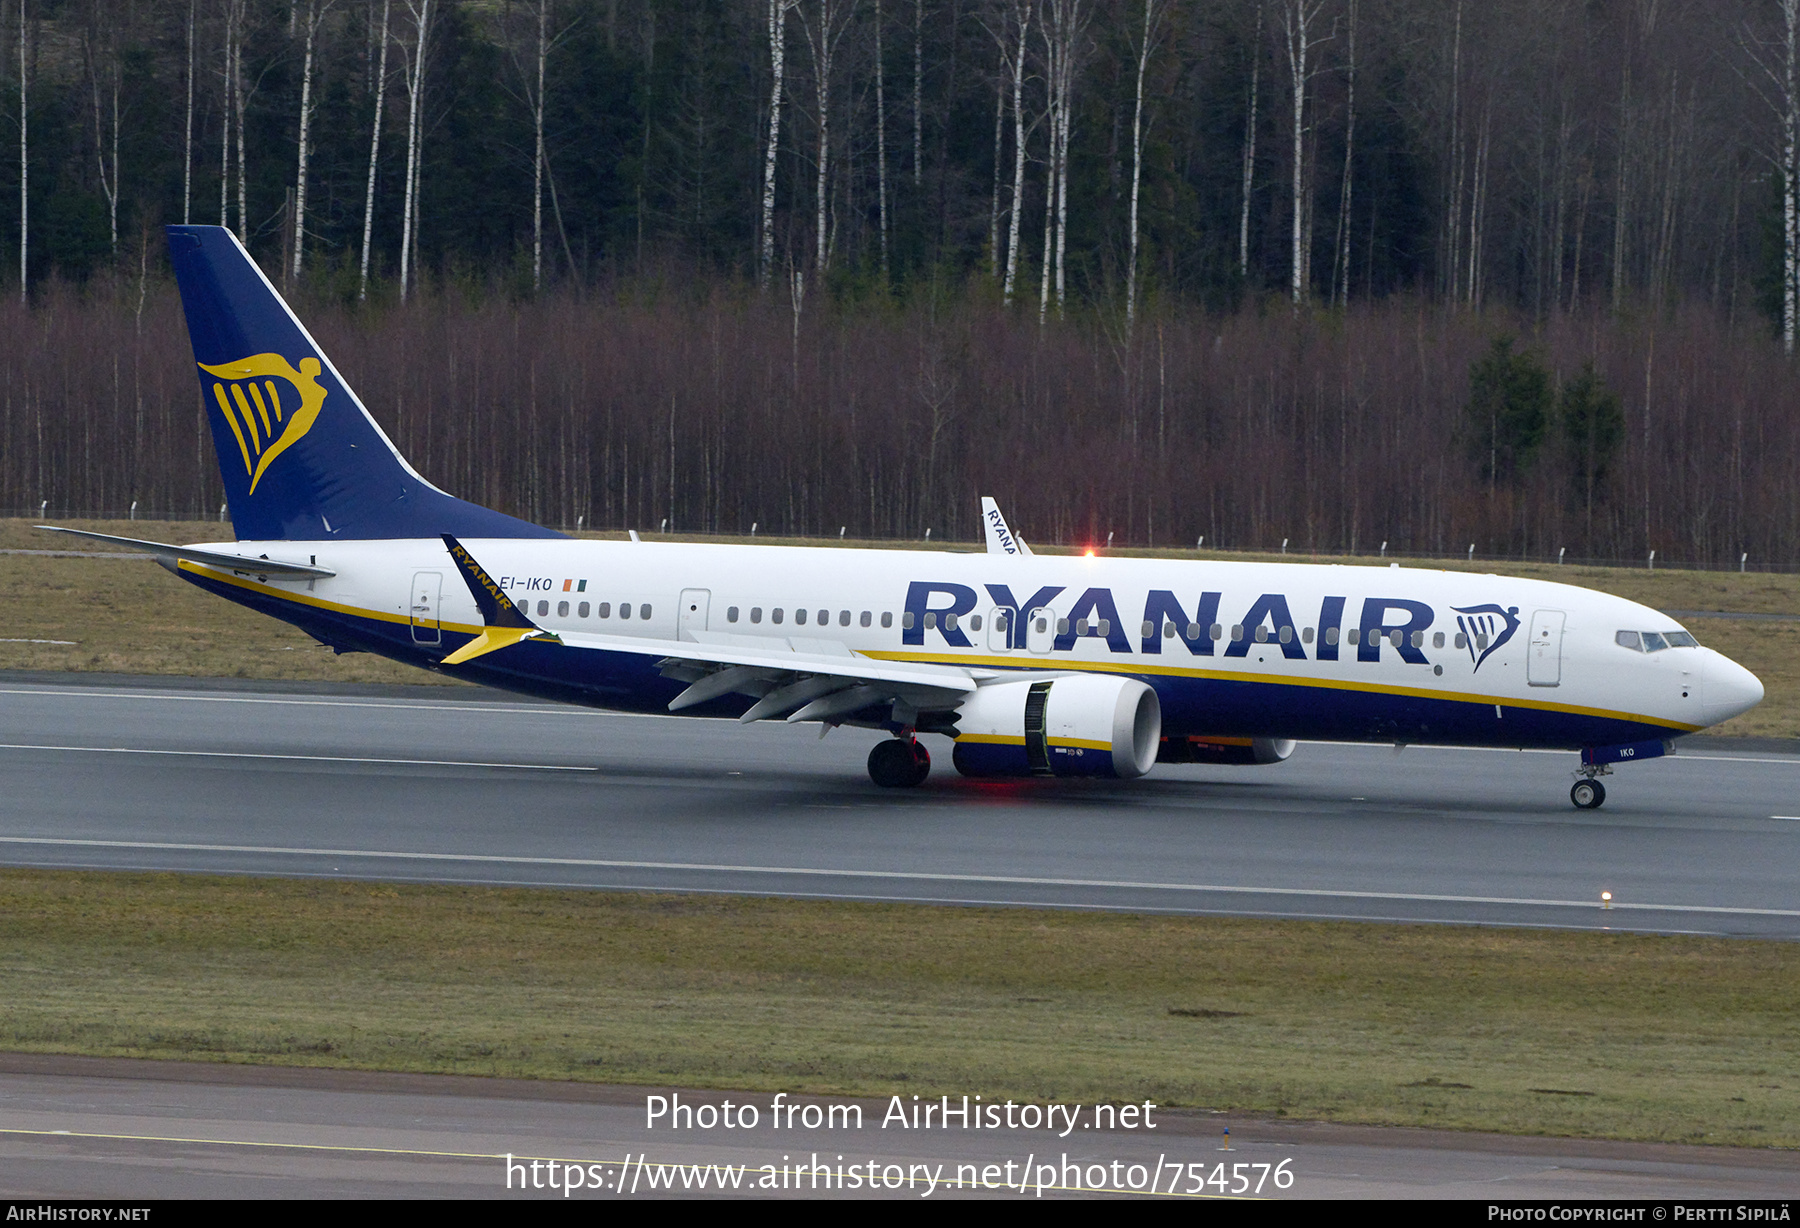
[951,676,1162,779]
[1156,736,1297,766]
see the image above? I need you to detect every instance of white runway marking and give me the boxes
[1,835,1793,918]
[0,744,594,772]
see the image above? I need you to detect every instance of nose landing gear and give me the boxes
[1570,775,1607,809]
[869,736,931,788]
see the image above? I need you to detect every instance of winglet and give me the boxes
[980,497,1032,556]
[438,534,560,665]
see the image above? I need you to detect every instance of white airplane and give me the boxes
[40,226,1764,808]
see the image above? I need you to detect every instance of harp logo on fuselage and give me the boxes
[198,352,328,494]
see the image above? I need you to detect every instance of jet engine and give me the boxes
[951,675,1161,779]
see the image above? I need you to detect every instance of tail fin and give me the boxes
[167,225,559,542]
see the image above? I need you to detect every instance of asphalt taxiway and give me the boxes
[0,672,1797,936]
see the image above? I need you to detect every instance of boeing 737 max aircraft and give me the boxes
[40,227,1765,808]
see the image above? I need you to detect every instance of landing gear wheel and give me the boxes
[868,738,930,788]
[1570,779,1606,810]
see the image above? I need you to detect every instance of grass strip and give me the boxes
[0,869,1794,1147]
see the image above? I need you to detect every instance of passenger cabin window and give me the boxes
[1432,631,1444,648]
[841,611,852,627]
[727,606,739,623]
[1303,627,1315,644]
[598,602,612,618]
[1325,627,1340,645]
[750,607,763,624]
[1454,631,1466,649]
[817,609,828,625]
[537,600,549,617]
[772,608,784,624]
[640,604,651,620]
[578,602,590,618]
[619,603,631,620]
[901,612,914,630]
[557,601,570,617]
[860,611,872,627]
[796,608,809,626]
[882,612,894,628]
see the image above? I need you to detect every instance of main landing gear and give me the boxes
[868,736,931,788]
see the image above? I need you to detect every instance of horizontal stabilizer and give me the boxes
[34,526,335,579]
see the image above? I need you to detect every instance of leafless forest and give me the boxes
[4,280,1797,568]
[5,0,1800,565]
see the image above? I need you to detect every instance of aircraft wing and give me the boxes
[555,628,979,723]
[34,525,336,579]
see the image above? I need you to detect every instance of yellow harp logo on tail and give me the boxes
[198,353,328,494]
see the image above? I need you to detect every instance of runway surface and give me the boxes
[1,672,1798,936]
[3,1055,1795,1200]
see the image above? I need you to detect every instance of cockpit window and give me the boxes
[1617,629,1694,652]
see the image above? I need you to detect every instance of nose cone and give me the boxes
[1702,649,1764,727]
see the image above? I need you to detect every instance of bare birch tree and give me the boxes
[291,0,333,280]
[359,0,390,300]
[1239,0,1261,279]
[759,0,798,289]
[1037,0,1085,321]
[1125,0,1167,330]
[1000,0,1032,305]
[798,0,858,277]
[85,8,120,258]
[1280,0,1330,305]
[399,0,432,301]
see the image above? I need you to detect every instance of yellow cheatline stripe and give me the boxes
[862,649,1701,733]
[176,566,1699,734]
[211,383,252,475]
[955,733,1026,746]
[1049,738,1113,751]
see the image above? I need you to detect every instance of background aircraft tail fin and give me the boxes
[166,225,560,542]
